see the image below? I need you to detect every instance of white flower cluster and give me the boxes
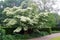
[44,12,49,16]
[27,7,32,10]
[39,12,49,17]
[20,16,31,22]
[13,27,22,32]
[6,19,17,26]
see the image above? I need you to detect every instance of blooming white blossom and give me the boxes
[44,12,48,16]
[13,27,22,32]
[14,15,21,18]
[20,16,27,22]
[6,19,17,26]
[27,7,32,10]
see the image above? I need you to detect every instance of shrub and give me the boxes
[0,28,5,40]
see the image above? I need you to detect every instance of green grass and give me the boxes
[50,36,60,40]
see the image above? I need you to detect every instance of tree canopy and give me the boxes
[1,1,56,33]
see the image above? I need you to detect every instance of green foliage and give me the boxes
[2,31,49,40]
[0,28,5,40]
[47,13,56,27]
[39,31,49,36]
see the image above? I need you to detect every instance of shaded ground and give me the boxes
[29,33,60,40]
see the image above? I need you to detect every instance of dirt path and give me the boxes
[29,33,60,40]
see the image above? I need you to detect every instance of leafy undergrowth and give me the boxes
[50,36,60,40]
[2,31,49,40]
[52,31,60,33]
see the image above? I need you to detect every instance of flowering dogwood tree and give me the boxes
[2,1,56,33]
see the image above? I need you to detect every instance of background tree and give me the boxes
[0,0,24,9]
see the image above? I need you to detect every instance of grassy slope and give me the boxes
[50,36,60,40]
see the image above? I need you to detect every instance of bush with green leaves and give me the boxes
[2,1,56,33]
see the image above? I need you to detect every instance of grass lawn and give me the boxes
[50,36,60,40]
